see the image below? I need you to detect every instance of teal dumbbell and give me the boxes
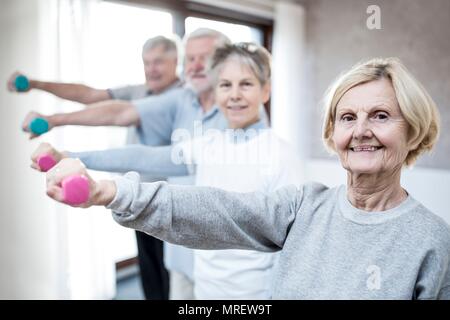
[15,75,30,92]
[29,118,49,135]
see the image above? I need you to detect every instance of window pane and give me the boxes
[87,2,173,88]
[185,16,263,44]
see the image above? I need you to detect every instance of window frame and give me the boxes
[106,0,273,51]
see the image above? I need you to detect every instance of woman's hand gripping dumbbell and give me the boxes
[31,143,115,207]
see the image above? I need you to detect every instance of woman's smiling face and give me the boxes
[332,78,411,175]
[215,59,270,129]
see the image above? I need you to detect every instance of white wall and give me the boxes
[271,0,308,161]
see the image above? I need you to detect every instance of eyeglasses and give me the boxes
[235,42,259,53]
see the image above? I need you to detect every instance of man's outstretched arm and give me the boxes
[8,71,111,104]
[22,99,140,139]
[49,100,140,126]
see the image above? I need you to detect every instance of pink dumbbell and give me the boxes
[61,175,90,205]
[37,154,57,172]
[37,154,90,205]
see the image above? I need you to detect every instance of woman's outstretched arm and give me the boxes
[108,172,300,252]
[42,158,301,253]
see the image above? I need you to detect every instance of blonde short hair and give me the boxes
[322,57,440,166]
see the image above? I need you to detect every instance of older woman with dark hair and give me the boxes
[37,57,449,299]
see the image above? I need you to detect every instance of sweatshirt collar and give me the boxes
[337,185,419,225]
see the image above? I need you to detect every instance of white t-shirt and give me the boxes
[179,127,303,299]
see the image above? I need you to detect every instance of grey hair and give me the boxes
[209,42,272,86]
[142,35,181,58]
[183,28,231,49]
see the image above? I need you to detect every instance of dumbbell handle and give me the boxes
[37,154,90,205]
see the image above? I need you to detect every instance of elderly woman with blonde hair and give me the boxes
[39,57,449,299]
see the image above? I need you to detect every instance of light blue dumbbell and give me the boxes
[14,75,29,92]
[29,117,49,135]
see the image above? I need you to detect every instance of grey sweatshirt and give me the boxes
[107,172,450,300]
